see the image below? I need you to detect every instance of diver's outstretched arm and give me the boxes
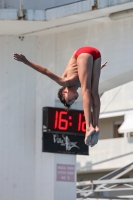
[14,53,69,87]
[101,61,107,69]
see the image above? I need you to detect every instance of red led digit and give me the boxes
[69,116,72,120]
[69,122,72,126]
[54,111,58,129]
[78,113,86,133]
[78,114,82,131]
[58,111,68,130]
[81,115,86,132]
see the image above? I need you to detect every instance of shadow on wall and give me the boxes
[77,151,133,171]
[128,137,133,143]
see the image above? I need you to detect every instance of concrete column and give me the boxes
[40,153,76,200]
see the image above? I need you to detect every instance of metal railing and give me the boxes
[77,162,133,199]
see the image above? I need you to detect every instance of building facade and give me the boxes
[0,0,133,199]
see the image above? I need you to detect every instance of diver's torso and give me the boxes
[64,52,81,87]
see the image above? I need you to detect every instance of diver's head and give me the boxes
[58,86,79,109]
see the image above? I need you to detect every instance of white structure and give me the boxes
[119,111,133,134]
[0,1,133,200]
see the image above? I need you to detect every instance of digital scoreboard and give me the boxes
[42,107,88,155]
[43,107,86,134]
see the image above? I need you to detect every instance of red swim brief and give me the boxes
[75,46,101,61]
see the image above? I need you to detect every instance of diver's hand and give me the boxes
[101,61,107,69]
[14,53,27,64]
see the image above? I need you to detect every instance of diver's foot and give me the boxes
[90,126,100,147]
[84,127,95,146]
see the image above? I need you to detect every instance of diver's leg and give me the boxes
[77,53,95,145]
[91,57,101,147]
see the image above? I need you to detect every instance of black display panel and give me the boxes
[42,132,88,155]
[43,107,86,134]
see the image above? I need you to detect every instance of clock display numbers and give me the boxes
[43,107,86,134]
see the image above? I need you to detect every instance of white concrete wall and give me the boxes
[46,0,93,20]
[2,0,133,10]
[35,35,56,200]
[1,0,83,10]
[101,81,133,113]
[54,154,76,200]
[98,0,133,8]
[0,36,36,200]
[77,137,133,171]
